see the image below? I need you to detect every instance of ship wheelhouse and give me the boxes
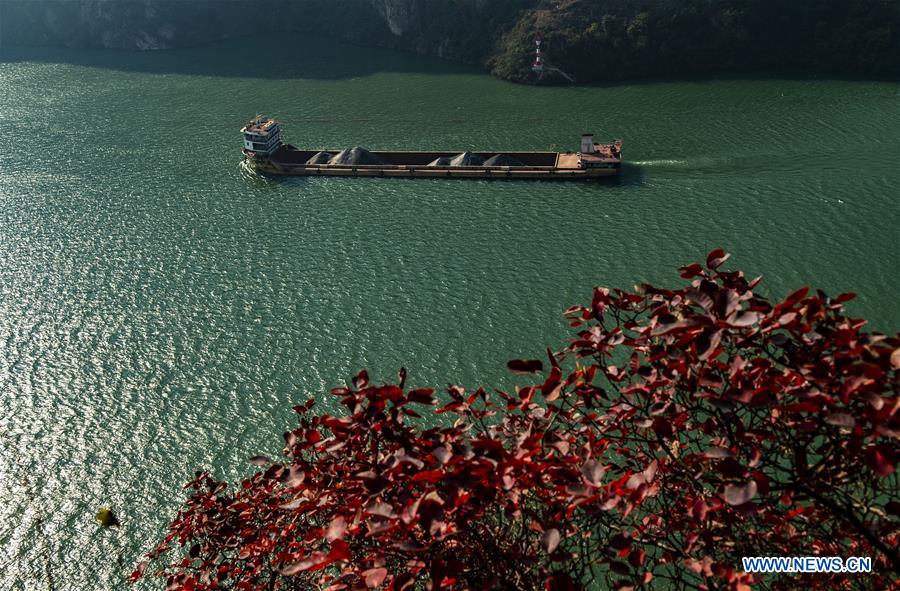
[241,116,284,157]
[577,133,622,170]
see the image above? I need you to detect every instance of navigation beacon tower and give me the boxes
[532,32,544,74]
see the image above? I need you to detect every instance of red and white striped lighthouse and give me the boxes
[532,31,544,73]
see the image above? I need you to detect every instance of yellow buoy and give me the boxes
[95,507,120,527]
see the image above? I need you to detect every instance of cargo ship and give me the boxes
[241,116,622,180]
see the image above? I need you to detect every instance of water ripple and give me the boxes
[1,43,898,591]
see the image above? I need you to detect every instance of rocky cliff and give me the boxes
[0,1,392,50]
[489,0,899,83]
[2,0,897,83]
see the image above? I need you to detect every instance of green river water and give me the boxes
[1,34,898,589]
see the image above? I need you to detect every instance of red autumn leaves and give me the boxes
[136,251,899,590]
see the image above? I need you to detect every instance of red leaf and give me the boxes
[722,481,757,506]
[412,470,444,483]
[609,533,632,550]
[782,286,810,308]
[282,555,321,575]
[546,572,580,591]
[280,498,304,510]
[581,460,606,486]
[643,460,658,483]
[679,263,704,279]
[366,501,397,519]
[706,249,730,270]
[353,370,369,389]
[704,447,733,459]
[129,560,148,582]
[832,291,856,304]
[729,311,759,327]
[363,567,387,588]
[541,528,561,553]
[408,389,435,404]
[717,289,741,319]
[716,457,748,479]
[433,446,452,465]
[777,311,798,325]
[651,315,703,337]
[325,516,347,542]
[870,449,894,477]
[284,466,305,488]
[825,413,855,428]
[542,366,563,400]
[696,329,723,361]
[691,499,708,521]
[686,287,714,311]
[592,287,610,319]
[864,392,885,410]
[507,359,544,374]
[377,385,405,401]
[610,560,631,575]
[328,539,351,561]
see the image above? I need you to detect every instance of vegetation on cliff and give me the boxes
[136,251,899,590]
[489,0,900,83]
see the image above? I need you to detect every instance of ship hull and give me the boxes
[245,146,621,180]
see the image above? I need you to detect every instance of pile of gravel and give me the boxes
[329,147,385,166]
[305,151,332,165]
[427,157,452,167]
[482,154,524,167]
[449,152,484,167]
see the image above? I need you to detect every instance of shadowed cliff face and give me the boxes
[2,0,897,83]
[0,0,395,50]
[365,0,530,61]
[2,0,217,50]
[371,0,413,37]
[0,0,530,67]
[0,0,517,52]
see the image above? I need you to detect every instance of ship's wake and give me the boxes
[238,159,272,183]
[630,159,690,167]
